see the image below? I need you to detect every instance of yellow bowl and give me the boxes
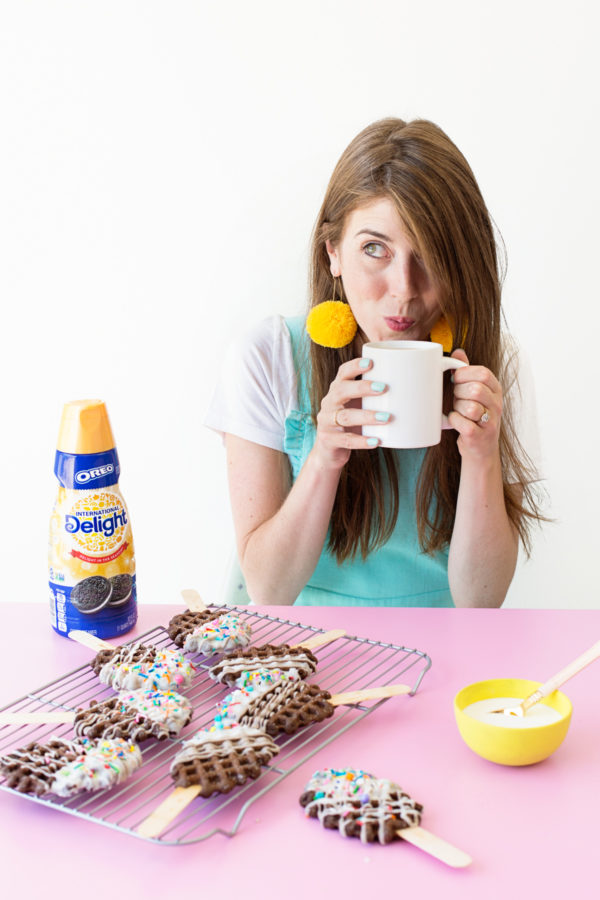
[454,678,572,766]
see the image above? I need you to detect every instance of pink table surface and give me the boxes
[1,603,599,900]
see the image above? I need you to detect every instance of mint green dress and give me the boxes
[283,316,454,607]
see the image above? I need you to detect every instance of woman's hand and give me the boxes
[447,349,503,460]
[312,357,390,470]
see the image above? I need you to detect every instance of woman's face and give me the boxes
[326,197,443,344]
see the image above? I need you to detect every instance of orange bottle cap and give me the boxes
[56,400,115,454]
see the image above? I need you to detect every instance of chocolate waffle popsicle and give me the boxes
[209,643,319,686]
[208,628,346,686]
[170,592,340,661]
[216,679,335,736]
[300,767,471,868]
[0,736,142,798]
[167,607,231,647]
[137,723,279,838]
[169,586,252,655]
[185,614,253,655]
[91,643,196,692]
[68,630,196,693]
[73,689,192,741]
[0,689,193,742]
[215,675,412,737]
[1,737,84,795]
[170,723,279,794]
[167,589,232,648]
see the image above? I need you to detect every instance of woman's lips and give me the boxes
[383,317,415,332]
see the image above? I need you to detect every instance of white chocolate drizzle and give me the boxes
[171,724,278,772]
[209,647,316,684]
[98,644,195,692]
[49,737,142,797]
[183,613,252,655]
[302,768,422,844]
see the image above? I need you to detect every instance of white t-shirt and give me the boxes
[205,315,544,481]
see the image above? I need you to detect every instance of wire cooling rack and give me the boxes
[0,605,431,845]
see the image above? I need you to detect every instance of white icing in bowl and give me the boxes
[463,697,563,728]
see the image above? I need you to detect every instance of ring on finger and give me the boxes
[334,408,345,428]
[479,408,490,425]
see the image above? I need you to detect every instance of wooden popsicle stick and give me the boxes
[519,638,600,715]
[398,825,472,868]
[180,589,206,612]
[0,711,76,726]
[533,638,600,696]
[137,785,201,838]
[293,629,346,651]
[329,683,411,706]
[68,630,114,652]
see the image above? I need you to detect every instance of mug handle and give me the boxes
[441,357,468,430]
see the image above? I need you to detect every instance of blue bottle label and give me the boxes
[54,448,120,490]
[49,574,138,639]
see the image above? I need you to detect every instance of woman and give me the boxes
[206,118,544,607]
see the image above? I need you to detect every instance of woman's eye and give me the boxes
[363,242,387,258]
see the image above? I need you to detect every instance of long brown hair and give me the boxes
[307,118,543,562]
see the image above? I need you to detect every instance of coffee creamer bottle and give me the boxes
[49,400,138,638]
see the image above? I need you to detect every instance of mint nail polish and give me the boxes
[371,382,386,392]
[375,411,390,422]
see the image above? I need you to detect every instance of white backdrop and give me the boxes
[1,1,598,608]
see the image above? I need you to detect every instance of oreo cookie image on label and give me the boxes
[70,576,113,615]
[107,574,133,607]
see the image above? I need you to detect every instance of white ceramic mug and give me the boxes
[362,341,468,448]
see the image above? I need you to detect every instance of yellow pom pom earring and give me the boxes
[430,315,454,354]
[306,277,358,349]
